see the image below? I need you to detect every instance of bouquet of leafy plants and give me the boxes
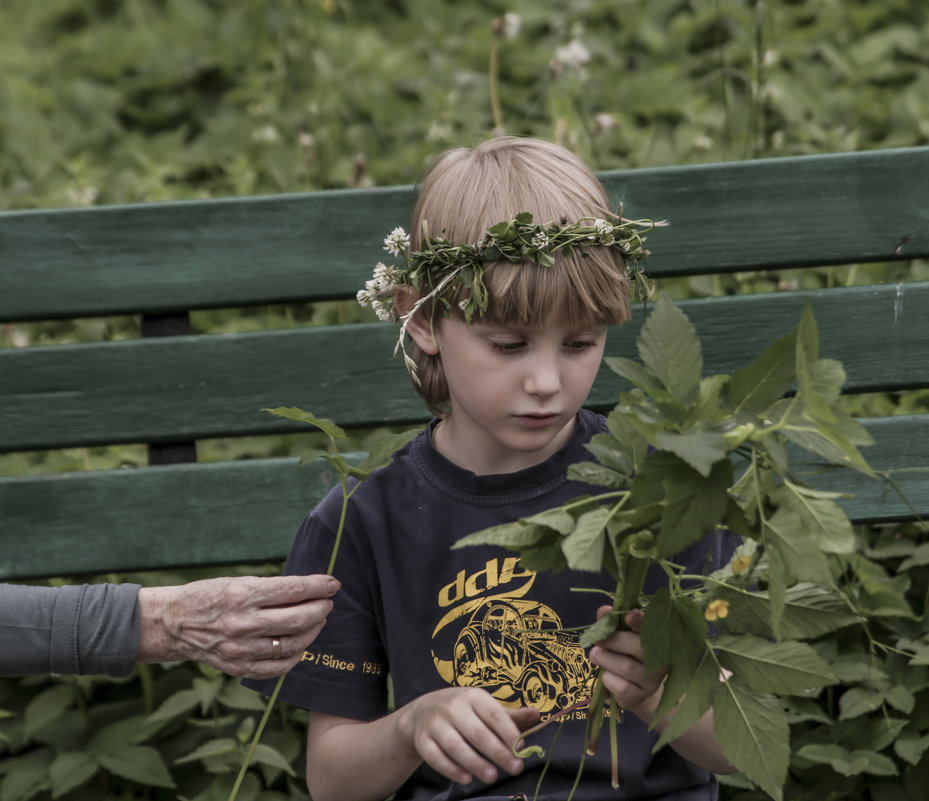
[455,293,885,801]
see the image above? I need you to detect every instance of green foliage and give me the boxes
[0,661,309,800]
[456,295,926,801]
[2,1,928,799]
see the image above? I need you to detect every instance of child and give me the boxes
[245,136,737,800]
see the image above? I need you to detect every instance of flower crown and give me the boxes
[357,210,663,382]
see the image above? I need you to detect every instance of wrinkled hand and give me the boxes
[588,606,667,718]
[137,574,339,678]
[397,687,540,786]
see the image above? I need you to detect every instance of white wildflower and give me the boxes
[694,134,713,151]
[356,288,374,307]
[591,113,616,137]
[372,300,395,322]
[252,124,280,143]
[384,227,410,257]
[552,40,590,73]
[594,219,615,245]
[372,262,396,292]
[531,231,550,249]
[494,12,521,40]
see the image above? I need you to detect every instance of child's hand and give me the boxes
[397,687,540,786]
[588,606,668,719]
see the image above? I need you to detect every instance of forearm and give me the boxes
[0,583,140,677]
[631,691,734,774]
[306,709,421,801]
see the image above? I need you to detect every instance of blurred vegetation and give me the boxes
[1,0,929,799]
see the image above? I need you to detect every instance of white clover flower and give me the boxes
[694,134,713,151]
[252,124,280,143]
[552,40,590,73]
[371,300,395,322]
[384,227,410,257]
[372,262,396,292]
[531,231,550,250]
[594,219,615,245]
[357,288,374,307]
[498,12,521,40]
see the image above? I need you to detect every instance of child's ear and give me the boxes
[394,287,441,355]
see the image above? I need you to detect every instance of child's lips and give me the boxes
[516,413,560,428]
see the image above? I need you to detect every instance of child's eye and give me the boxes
[565,339,597,351]
[491,340,526,353]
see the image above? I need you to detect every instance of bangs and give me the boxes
[442,250,631,329]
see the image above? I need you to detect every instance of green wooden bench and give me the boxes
[2,146,928,582]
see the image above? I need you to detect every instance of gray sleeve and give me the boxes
[0,583,142,677]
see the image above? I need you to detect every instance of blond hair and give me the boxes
[404,137,631,413]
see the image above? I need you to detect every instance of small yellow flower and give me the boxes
[732,555,752,574]
[705,599,730,622]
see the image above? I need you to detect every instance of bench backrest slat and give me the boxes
[2,413,926,581]
[2,283,926,453]
[2,148,926,322]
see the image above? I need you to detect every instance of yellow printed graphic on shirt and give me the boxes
[432,557,593,714]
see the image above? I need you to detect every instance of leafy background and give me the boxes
[1,0,928,799]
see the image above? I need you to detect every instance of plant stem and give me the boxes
[584,552,650,756]
[228,675,284,799]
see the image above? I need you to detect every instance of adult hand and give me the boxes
[588,606,667,720]
[397,687,540,786]
[137,574,339,678]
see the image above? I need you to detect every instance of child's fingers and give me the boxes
[412,689,528,785]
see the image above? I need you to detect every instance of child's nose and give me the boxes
[523,354,561,396]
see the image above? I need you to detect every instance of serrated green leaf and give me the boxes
[712,681,789,801]
[525,508,577,535]
[567,460,626,489]
[174,738,238,765]
[562,507,611,572]
[50,752,98,799]
[0,749,53,801]
[356,426,422,473]
[262,407,345,440]
[146,688,200,724]
[23,685,72,738]
[583,432,634,474]
[884,684,915,714]
[641,588,706,674]
[763,506,832,584]
[250,743,297,776]
[653,650,717,749]
[718,583,861,640]
[217,680,267,711]
[774,483,855,554]
[88,715,165,753]
[713,634,837,695]
[636,293,702,405]
[655,456,732,557]
[454,520,545,550]
[579,609,622,648]
[604,355,667,395]
[811,358,846,403]
[97,746,175,788]
[894,732,929,766]
[653,429,726,478]
[838,686,884,719]
[726,329,797,415]
[796,744,897,777]
[781,411,876,477]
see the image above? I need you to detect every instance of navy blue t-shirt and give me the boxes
[245,409,736,800]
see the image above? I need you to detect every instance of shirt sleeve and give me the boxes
[0,582,141,677]
[243,505,390,720]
